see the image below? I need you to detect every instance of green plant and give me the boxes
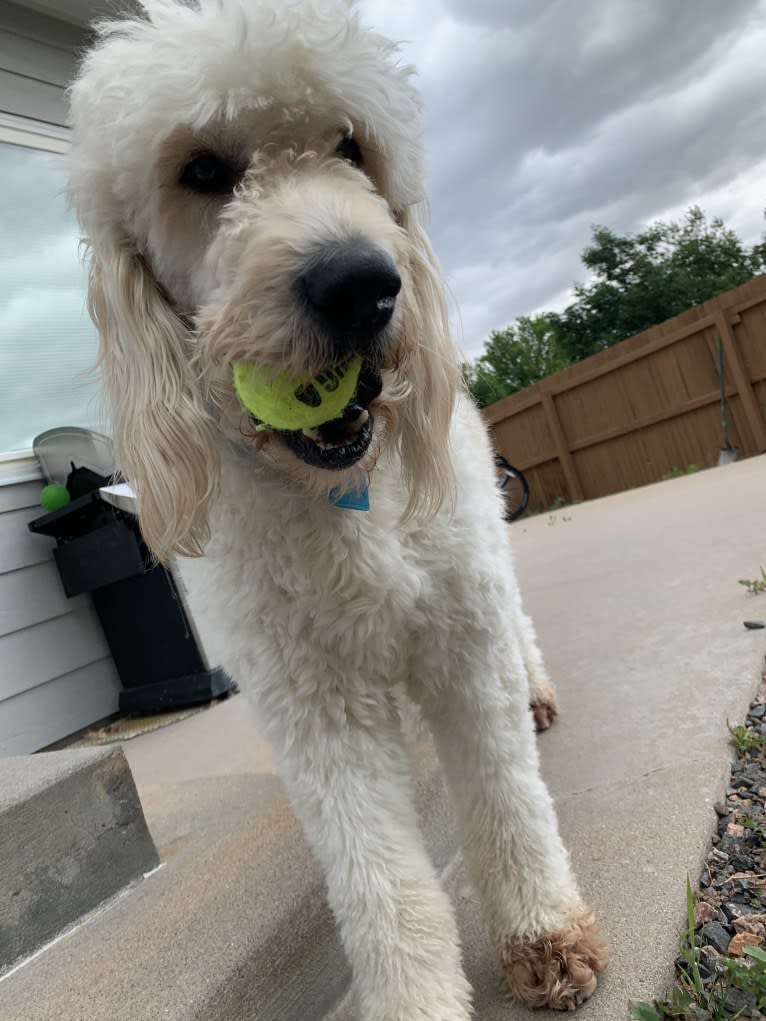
[739,568,766,595]
[720,945,766,1008]
[739,814,766,846]
[663,464,702,481]
[630,878,702,1020]
[728,720,766,756]
[630,876,766,1020]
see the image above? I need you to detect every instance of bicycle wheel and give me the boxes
[494,454,530,522]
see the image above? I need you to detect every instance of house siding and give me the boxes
[0,5,120,754]
[0,1,82,127]
[0,476,120,754]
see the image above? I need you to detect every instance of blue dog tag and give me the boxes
[329,481,370,511]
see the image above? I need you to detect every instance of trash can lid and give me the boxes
[33,427,115,486]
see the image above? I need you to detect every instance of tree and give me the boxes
[465,203,763,406]
[465,206,766,407]
[552,206,766,362]
[464,313,567,409]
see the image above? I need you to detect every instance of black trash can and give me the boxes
[29,491,233,713]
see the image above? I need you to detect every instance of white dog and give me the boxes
[68,1,606,1015]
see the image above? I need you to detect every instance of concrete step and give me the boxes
[0,725,456,1021]
[0,746,158,973]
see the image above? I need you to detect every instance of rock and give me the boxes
[699,944,722,972]
[755,683,766,704]
[732,915,766,937]
[717,834,741,854]
[728,873,756,884]
[675,954,711,982]
[687,1007,713,1021]
[702,920,733,955]
[694,901,719,927]
[727,930,764,956]
[749,704,766,719]
[725,987,755,1015]
[714,801,728,816]
[744,620,766,629]
[723,900,755,921]
[727,821,746,837]
[730,854,756,871]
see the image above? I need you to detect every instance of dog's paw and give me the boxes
[529,679,559,732]
[501,905,607,1011]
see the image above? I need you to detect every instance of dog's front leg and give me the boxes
[254,681,472,1021]
[411,637,606,1011]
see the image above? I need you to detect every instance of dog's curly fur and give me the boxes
[67,1,606,1016]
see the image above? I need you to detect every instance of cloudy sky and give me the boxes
[0,143,103,452]
[359,0,766,359]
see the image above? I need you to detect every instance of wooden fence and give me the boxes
[483,274,766,512]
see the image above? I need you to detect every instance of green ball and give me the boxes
[233,356,362,431]
[40,484,71,513]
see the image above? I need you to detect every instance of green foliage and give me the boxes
[663,464,702,481]
[739,568,766,596]
[464,313,567,408]
[630,873,766,1019]
[739,814,766,846]
[728,720,766,756]
[553,206,766,363]
[466,205,766,409]
[720,946,766,1010]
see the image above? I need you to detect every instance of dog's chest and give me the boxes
[182,474,434,686]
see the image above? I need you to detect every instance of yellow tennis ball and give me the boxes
[233,356,362,431]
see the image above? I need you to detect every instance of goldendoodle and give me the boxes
[67,1,606,1015]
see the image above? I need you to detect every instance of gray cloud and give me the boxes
[0,143,101,451]
[360,0,766,356]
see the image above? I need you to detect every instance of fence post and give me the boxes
[541,391,585,503]
[714,309,766,452]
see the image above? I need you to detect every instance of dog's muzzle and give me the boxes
[299,240,401,359]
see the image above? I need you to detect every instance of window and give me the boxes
[0,132,104,454]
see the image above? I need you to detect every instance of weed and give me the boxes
[728,721,766,757]
[720,946,766,1009]
[739,814,766,846]
[740,569,766,596]
[663,464,702,481]
[630,876,766,1019]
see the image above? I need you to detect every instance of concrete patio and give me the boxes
[1,454,764,1020]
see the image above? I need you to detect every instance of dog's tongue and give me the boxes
[303,402,369,447]
[297,367,382,448]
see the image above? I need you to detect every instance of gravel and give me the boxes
[683,669,766,1019]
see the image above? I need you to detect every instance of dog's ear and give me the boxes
[87,241,218,561]
[397,206,463,520]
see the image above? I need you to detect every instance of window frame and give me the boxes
[0,114,92,486]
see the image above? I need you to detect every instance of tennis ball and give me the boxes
[233,356,362,431]
[40,484,71,513]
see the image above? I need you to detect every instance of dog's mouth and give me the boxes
[256,364,383,470]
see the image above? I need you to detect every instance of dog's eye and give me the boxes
[180,153,239,195]
[336,136,363,167]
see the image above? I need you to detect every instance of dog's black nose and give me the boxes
[300,241,401,352]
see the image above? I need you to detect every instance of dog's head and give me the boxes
[68,0,461,560]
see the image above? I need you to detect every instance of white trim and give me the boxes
[0,113,69,153]
[0,452,43,487]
